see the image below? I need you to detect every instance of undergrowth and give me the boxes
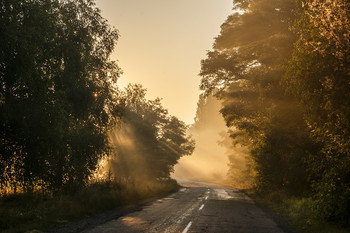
[0,179,179,233]
[247,189,350,233]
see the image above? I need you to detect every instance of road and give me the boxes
[84,182,287,233]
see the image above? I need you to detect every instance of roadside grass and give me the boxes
[247,190,350,233]
[0,179,179,233]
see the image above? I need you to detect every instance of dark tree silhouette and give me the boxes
[0,0,121,192]
[200,0,314,194]
[201,0,350,224]
[109,84,195,183]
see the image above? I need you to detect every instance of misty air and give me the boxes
[1,0,349,233]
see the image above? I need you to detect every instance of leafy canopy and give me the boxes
[0,0,121,191]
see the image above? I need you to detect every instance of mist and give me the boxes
[92,122,146,184]
[95,84,195,186]
[108,122,150,183]
[169,95,232,185]
[172,119,229,184]
[172,94,254,188]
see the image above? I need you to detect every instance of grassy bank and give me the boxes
[0,179,179,233]
[247,190,350,233]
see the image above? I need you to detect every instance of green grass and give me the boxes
[0,179,179,233]
[246,190,350,233]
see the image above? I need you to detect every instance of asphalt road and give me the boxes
[84,182,287,233]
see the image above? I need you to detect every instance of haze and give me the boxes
[95,0,233,124]
[172,94,230,184]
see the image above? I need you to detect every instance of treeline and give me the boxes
[200,0,349,224]
[108,84,195,184]
[0,0,193,194]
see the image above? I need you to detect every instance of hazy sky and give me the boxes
[95,0,233,124]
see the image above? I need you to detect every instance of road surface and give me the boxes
[84,182,287,233]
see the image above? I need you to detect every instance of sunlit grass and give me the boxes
[0,179,179,233]
[247,190,350,233]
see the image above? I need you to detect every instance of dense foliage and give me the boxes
[284,0,350,223]
[200,0,314,194]
[0,0,121,192]
[0,2,193,231]
[109,84,195,183]
[200,0,350,224]
[0,0,193,196]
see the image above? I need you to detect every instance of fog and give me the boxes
[93,93,253,188]
[171,94,254,188]
[93,118,155,184]
[172,95,230,185]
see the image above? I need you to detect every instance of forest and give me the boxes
[0,1,194,231]
[0,0,350,232]
[0,0,194,192]
[200,0,350,227]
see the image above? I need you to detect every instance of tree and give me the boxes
[284,0,350,222]
[0,0,121,192]
[200,0,315,193]
[109,84,194,183]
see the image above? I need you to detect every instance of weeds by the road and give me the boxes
[247,190,350,233]
[0,179,179,233]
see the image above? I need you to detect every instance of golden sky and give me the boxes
[95,0,233,124]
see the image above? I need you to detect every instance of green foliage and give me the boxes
[201,0,350,224]
[249,190,350,233]
[0,179,179,233]
[0,0,121,192]
[199,0,314,194]
[283,0,350,224]
[109,84,195,183]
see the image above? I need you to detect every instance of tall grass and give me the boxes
[0,179,179,233]
[248,190,350,233]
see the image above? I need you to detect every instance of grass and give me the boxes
[0,179,179,233]
[246,190,350,233]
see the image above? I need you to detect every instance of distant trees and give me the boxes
[109,84,195,183]
[200,0,350,224]
[191,93,254,188]
[0,0,121,192]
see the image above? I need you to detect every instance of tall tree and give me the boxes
[109,84,194,183]
[200,0,315,193]
[0,0,121,191]
[284,0,350,222]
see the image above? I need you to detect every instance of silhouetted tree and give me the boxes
[202,0,350,224]
[200,0,316,194]
[284,0,350,222]
[109,84,194,183]
[0,0,121,192]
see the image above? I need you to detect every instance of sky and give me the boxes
[95,0,233,124]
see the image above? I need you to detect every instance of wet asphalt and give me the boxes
[84,182,287,233]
